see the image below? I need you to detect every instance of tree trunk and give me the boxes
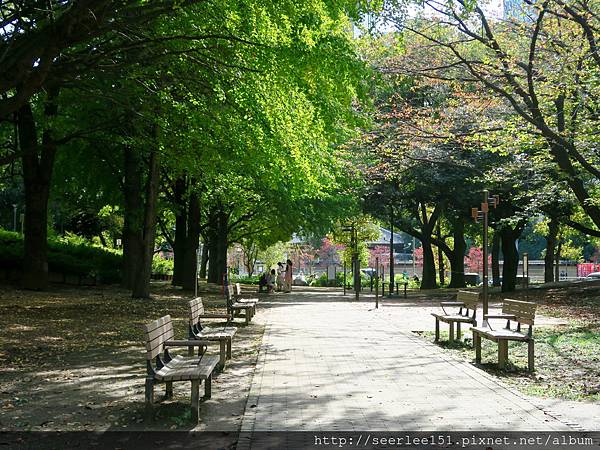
[554,241,562,282]
[182,191,200,291]
[491,232,501,287]
[171,177,187,286]
[121,145,143,290]
[420,238,438,289]
[199,239,208,279]
[447,219,466,288]
[18,93,58,290]
[131,144,160,298]
[436,223,445,286]
[207,208,229,284]
[500,227,519,293]
[544,218,558,283]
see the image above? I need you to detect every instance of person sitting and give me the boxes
[276,262,285,292]
[267,268,277,293]
[258,272,268,293]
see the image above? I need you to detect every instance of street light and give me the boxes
[471,190,499,324]
[342,224,360,301]
[389,205,395,295]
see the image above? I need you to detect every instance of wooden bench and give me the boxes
[226,284,256,324]
[234,282,260,304]
[471,299,537,371]
[189,298,237,369]
[432,290,480,343]
[143,315,219,422]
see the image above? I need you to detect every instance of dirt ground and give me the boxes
[0,282,265,436]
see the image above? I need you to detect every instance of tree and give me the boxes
[387,1,600,235]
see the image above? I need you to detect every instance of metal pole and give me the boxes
[194,246,200,298]
[12,204,17,232]
[523,252,529,290]
[412,236,416,276]
[482,190,489,324]
[389,205,394,295]
[354,227,360,301]
[375,257,379,309]
[343,261,346,296]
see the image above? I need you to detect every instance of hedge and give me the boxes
[0,229,122,283]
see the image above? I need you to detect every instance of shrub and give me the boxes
[152,256,173,275]
[0,229,122,283]
[231,274,261,285]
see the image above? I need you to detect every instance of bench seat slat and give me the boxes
[472,326,532,341]
[195,327,237,339]
[156,355,219,381]
[431,313,476,323]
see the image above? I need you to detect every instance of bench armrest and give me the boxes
[164,339,212,347]
[484,314,516,320]
[199,313,230,319]
[441,301,465,307]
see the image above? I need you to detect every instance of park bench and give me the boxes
[234,282,260,304]
[143,315,219,422]
[432,290,480,343]
[226,284,256,324]
[189,298,237,369]
[471,299,537,371]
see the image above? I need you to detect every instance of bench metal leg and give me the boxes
[449,322,455,343]
[165,381,173,399]
[144,378,155,419]
[435,319,440,342]
[528,340,535,372]
[204,374,212,399]
[227,338,232,359]
[498,340,508,369]
[474,332,481,363]
[456,322,461,341]
[145,377,155,404]
[191,380,200,423]
[245,312,250,325]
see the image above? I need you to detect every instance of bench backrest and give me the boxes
[502,299,536,325]
[143,315,174,360]
[225,284,234,308]
[189,297,206,328]
[456,290,480,310]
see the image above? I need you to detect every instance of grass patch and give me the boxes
[421,323,600,402]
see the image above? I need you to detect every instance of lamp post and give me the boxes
[389,205,394,295]
[412,236,416,276]
[375,257,379,309]
[523,252,529,290]
[471,190,499,324]
[342,224,360,301]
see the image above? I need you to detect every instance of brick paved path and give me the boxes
[240,288,569,433]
